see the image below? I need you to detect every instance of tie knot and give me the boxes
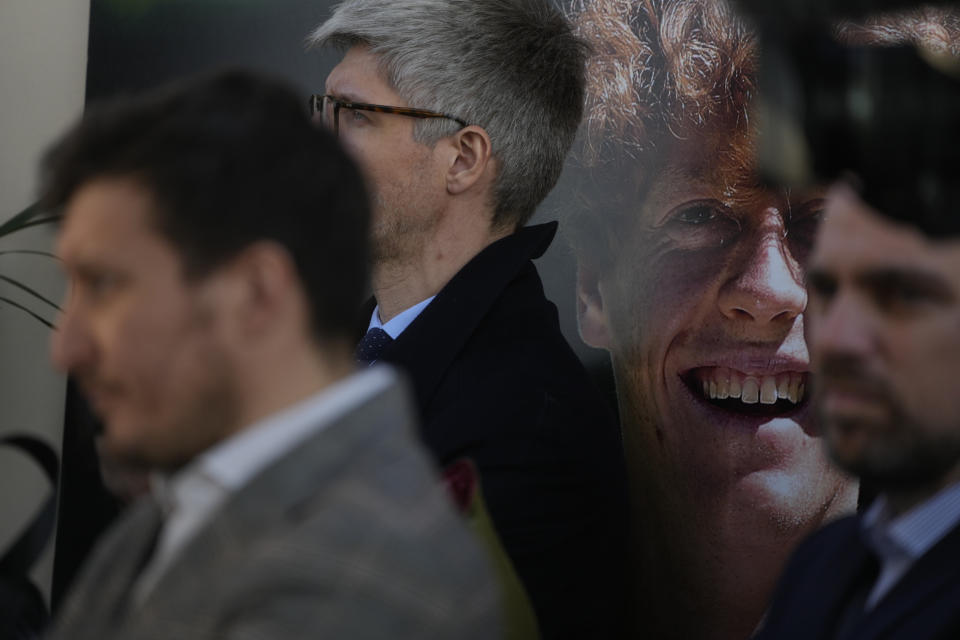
[356,327,393,364]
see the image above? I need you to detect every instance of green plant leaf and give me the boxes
[0,203,61,327]
[0,204,60,238]
[0,276,60,311]
[0,250,59,260]
[0,296,55,329]
[3,216,62,236]
[0,202,45,238]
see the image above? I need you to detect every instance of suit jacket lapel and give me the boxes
[51,497,164,638]
[375,222,557,412]
[811,527,878,639]
[137,379,415,621]
[856,522,960,640]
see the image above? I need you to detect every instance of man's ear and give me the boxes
[576,262,611,350]
[219,241,302,342]
[445,125,493,196]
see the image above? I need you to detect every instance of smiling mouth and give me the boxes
[682,367,809,417]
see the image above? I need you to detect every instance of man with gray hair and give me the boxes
[309,1,629,637]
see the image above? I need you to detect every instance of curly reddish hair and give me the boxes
[836,5,960,54]
[567,0,759,266]
[565,1,960,266]
[575,0,756,165]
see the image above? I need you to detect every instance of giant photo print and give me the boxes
[566,0,960,638]
[51,0,960,639]
[565,1,859,638]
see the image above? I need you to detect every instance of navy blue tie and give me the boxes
[355,327,393,364]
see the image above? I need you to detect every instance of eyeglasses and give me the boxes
[308,94,468,137]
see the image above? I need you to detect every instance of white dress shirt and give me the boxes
[862,480,960,609]
[367,296,435,339]
[132,365,398,604]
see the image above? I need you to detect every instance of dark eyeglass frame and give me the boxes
[308,94,468,136]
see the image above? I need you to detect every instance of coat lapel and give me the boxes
[811,526,878,639]
[856,522,960,639]
[134,379,415,624]
[50,497,164,639]
[377,222,556,411]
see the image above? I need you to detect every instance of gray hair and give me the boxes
[308,0,588,229]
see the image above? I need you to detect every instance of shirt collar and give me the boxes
[159,365,397,498]
[862,481,960,561]
[368,297,435,340]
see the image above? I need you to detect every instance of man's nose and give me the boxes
[809,291,874,363]
[718,227,806,325]
[50,303,94,374]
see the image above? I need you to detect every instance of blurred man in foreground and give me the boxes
[42,70,501,639]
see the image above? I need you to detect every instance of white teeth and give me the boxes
[729,375,742,399]
[760,376,778,405]
[717,377,730,400]
[777,376,790,400]
[697,368,807,405]
[788,374,800,403]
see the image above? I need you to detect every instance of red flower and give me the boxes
[442,458,477,513]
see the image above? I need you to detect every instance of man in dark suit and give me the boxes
[751,8,960,639]
[41,70,501,639]
[308,1,629,637]
[758,78,960,640]
[759,182,960,639]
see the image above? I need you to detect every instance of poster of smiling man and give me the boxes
[567,1,859,637]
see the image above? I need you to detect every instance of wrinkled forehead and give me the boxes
[615,127,763,209]
[324,44,399,104]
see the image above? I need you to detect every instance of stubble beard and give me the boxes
[103,307,243,474]
[826,406,960,493]
[154,347,241,473]
[369,187,442,269]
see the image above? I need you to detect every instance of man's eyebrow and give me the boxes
[324,90,369,104]
[658,166,710,187]
[646,167,715,206]
[805,267,835,289]
[67,260,115,279]
[858,266,955,300]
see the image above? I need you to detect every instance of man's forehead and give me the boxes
[813,186,960,276]
[324,45,396,103]
[643,148,788,213]
[57,178,161,262]
[646,131,761,194]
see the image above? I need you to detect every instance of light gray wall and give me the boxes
[0,0,90,599]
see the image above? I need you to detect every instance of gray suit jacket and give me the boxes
[49,376,503,639]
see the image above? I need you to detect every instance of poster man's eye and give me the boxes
[788,199,826,239]
[674,204,719,225]
[661,201,741,250]
[785,198,827,266]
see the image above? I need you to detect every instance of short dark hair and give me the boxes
[831,7,960,237]
[41,70,370,342]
